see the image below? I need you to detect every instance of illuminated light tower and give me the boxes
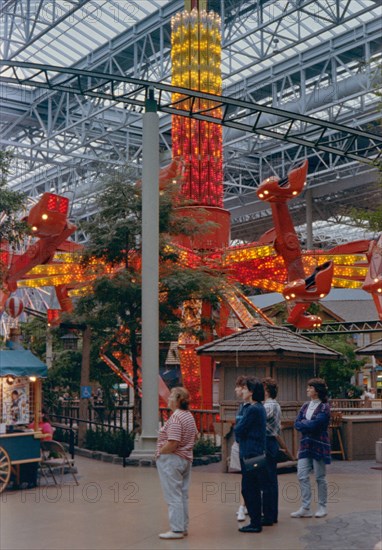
[171,0,230,251]
[171,0,230,408]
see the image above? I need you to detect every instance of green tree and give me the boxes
[19,317,83,409]
[348,194,382,233]
[312,335,366,397]
[45,350,82,393]
[73,166,226,433]
[0,151,28,245]
[0,151,29,288]
[20,317,55,359]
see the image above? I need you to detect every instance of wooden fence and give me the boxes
[51,399,381,449]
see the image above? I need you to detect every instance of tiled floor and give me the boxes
[0,457,381,550]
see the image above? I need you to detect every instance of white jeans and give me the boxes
[297,457,327,509]
[156,454,192,532]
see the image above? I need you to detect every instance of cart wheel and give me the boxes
[0,446,11,494]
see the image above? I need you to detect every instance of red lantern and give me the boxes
[5,296,24,318]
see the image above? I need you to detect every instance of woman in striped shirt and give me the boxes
[156,387,198,540]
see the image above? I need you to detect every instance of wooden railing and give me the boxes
[330,399,366,408]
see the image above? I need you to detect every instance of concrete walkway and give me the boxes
[0,457,381,550]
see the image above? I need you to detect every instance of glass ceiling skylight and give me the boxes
[1,0,380,89]
[221,0,380,88]
[1,0,168,71]
[296,217,377,246]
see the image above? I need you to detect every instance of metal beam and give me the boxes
[1,61,381,167]
[291,320,382,335]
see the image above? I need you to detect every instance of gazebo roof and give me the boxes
[196,323,340,360]
[0,350,48,378]
[356,338,382,357]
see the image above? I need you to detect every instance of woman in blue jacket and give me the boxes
[234,377,266,533]
[291,378,331,519]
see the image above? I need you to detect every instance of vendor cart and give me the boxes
[0,348,48,493]
[0,431,44,491]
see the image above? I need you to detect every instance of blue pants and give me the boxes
[262,436,279,523]
[240,458,262,528]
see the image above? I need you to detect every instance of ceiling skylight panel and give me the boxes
[223,67,258,87]
[235,35,263,57]
[230,45,262,64]
[90,9,126,35]
[30,21,47,36]
[68,17,110,44]
[222,54,250,76]
[280,25,301,42]
[42,35,89,63]
[107,0,156,24]
[18,46,76,67]
[62,32,102,52]
[356,8,381,22]
[39,26,62,39]
[38,39,89,59]
[32,33,90,59]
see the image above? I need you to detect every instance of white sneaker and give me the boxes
[244,506,248,515]
[315,506,327,518]
[159,531,184,539]
[237,505,246,521]
[290,507,313,518]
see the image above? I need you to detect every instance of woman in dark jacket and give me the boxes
[234,377,266,533]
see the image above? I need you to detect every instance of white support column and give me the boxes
[131,90,159,458]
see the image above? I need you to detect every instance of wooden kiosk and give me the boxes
[0,349,48,492]
[197,323,340,471]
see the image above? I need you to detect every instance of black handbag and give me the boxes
[243,453,267,472]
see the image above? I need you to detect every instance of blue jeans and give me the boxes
[297,457,327,509]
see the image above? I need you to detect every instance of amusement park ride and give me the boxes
[1,0,381,408]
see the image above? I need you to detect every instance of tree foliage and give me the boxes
[73,165,227,432]
[348,204,382,233]
[312,335,366,397]
[20,317,55,359]
[19,317,82,409]
[0,151,28,245]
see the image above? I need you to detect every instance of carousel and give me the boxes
[0,336,48,493]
